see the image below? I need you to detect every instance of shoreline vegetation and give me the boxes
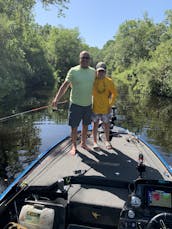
[0,1,172,114]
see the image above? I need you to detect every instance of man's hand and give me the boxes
[52,98,57,107]
[52,81,70,111]
[52,98,58,111]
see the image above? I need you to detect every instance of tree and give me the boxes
[111,16,166,70]
[45,27,83,82]
[0,0,69,105]
[149,39,172,97]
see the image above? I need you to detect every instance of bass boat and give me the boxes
[0,107,172,229]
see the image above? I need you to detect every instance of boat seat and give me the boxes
[67,224,102,229]
[67,184,128,228]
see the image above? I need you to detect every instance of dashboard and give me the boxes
[147,187,172,209]
[118,179,172,229]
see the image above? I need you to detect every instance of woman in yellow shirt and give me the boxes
[92,62,117,150]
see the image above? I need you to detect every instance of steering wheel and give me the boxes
[146,212,172,229]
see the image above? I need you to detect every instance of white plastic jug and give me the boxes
[19,204,55,229]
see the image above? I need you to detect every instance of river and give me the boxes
[0,88,172,193]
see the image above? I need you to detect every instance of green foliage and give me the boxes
[88,46,101,68]
[1,0,172,109]
[102,12,172,98]
[0,0,70,105]
[45,26,85,83]
[113,17,166,70]
[41,0,70,17]
[0,13,30,101]
[100,40,116,75]
[148,39,172,97]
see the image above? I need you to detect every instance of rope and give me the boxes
[0,100,68,123]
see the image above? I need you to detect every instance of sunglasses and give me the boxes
[81,56,90,60]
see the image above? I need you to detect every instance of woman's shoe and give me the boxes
[93,143,100,151]
[105,141,112,150]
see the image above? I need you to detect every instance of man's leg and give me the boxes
[80,124,90,150]
[68,103,82,155]
[80,105,92,150]
[92,121,99,144]
[70,127,78,155]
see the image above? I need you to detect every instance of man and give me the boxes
[52,51,95,155]
[92,62,117,150]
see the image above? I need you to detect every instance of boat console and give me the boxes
[1,176,129,229]
[118,179,172,229]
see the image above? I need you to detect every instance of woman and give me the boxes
[92,62,117,150]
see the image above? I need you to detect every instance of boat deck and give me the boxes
[24,129,171,185]
[23,128,171,215]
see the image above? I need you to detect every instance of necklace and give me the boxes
[94,78,106,94]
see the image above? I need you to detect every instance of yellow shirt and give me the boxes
[92,76,117,114]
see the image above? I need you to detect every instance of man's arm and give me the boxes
[52,81,70,107]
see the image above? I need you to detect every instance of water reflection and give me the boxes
[34,121,70,153]
[116,86,172,165]
[0,106,69,193]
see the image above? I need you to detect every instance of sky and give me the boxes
[34,0,172,49]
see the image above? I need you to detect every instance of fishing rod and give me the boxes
[0,100,68,123]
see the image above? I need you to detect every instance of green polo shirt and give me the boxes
[65,65,95,106]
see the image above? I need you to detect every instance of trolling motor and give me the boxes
[98,106,117,141]
[136,153,146,178]
[109,106,117,141]
[110,106,117,128]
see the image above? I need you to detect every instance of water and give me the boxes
[0,92,172,193]
[115,88,172,167]
[0,106,69,193]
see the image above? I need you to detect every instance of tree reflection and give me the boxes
[0,102,69,192]
[116,83,172,159]
[0,115,41,188]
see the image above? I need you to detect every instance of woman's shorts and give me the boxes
[92,113,111,124]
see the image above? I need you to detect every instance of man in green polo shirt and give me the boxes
[52,51,95,155]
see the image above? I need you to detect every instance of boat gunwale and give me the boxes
[138,136,172,176]
[0,135,71,202]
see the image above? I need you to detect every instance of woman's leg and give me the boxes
[104,122,110,142]
[103,122,112,149]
